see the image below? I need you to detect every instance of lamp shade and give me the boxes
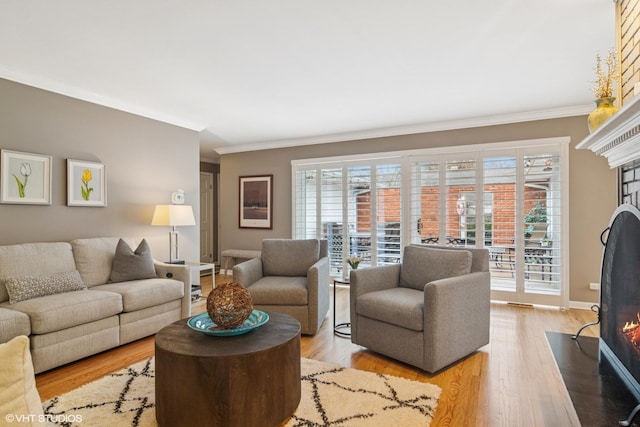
[151,205,196,227]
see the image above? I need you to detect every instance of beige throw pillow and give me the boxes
[0,336,45,426]
[4,270,86,304]
[109,239,157,283]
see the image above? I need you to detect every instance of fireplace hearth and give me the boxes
[547,331,637,426]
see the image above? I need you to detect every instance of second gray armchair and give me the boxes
[233,238,330,335]
[350,244,490,373]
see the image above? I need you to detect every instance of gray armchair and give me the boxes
[350,244,490,372]
[233,239,330,335]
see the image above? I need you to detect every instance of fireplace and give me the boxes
[576,94,640,424]
[600,203,640,410]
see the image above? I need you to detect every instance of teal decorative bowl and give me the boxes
[187,310,269,336]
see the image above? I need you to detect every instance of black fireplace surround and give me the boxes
[601,203,640,418]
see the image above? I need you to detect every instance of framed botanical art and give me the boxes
[239,174,273,229]
[67,159,107,207]
[0,149,52,205]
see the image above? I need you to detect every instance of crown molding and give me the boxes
[0,68,205,131]
[1,67,593,154]
[214,104,593,155]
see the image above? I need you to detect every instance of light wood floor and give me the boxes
[36,274,598,426]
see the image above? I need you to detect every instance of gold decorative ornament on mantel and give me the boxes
[587,49,619,133]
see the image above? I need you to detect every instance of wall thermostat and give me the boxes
[171,189,185,204]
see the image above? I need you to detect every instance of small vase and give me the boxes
[588,97,618,133]
[345,264,358,282]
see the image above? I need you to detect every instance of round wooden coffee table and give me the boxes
[155,311,301,427]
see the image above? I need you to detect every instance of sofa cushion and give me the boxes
[0,242,77,303]
[262,239,319,277]
[0,290,123,335]
[400,245,472,290]
[247,276,309,305]
[29,316,120,374]
[356,287,424,331]
[71,237,136,286]
[91,278,184,312]
[4,270,86,304]
[110,239,157,283]
[0,308,30,343]
[0,336,44,422]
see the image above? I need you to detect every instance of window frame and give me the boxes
[292,136,570,307]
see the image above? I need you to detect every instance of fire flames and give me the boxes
[623,313,640,346]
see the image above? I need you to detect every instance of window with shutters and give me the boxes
[292,137,569,306]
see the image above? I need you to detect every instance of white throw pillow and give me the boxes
[0,336,45,426]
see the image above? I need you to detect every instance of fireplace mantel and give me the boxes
[576,95,640,168]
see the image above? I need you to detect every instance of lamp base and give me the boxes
[166,260,185,265]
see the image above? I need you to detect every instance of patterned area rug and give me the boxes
[44,357,441,427]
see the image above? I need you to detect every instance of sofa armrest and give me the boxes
[154,260,192,318]
[422,271,490,372]
[350,264,401,298]
[307,256,330,296]
[232,257,264,288]
[307,256,330,332]
[349,264,401,338]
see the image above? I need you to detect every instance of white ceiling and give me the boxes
[0,1,615,162]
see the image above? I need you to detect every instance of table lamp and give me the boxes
[152,204,196,264]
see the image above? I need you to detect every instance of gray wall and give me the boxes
[220,116,617,304]
[0,79,200,263]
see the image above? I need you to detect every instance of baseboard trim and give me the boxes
[569,300,599,310]
[491,299,598,312]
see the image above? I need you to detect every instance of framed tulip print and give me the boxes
[0,149,52,205]
[67,159,107,207]
[239,174,273,229]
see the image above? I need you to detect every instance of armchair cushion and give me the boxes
[356,287,424,331]
[400,245,472,290]
[245,276,309,305]
[262,239,320,277]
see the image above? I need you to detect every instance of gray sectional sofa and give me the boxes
[0,237,191,373]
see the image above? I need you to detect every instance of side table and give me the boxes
[184,262,216,301]
[333,277,351,337]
